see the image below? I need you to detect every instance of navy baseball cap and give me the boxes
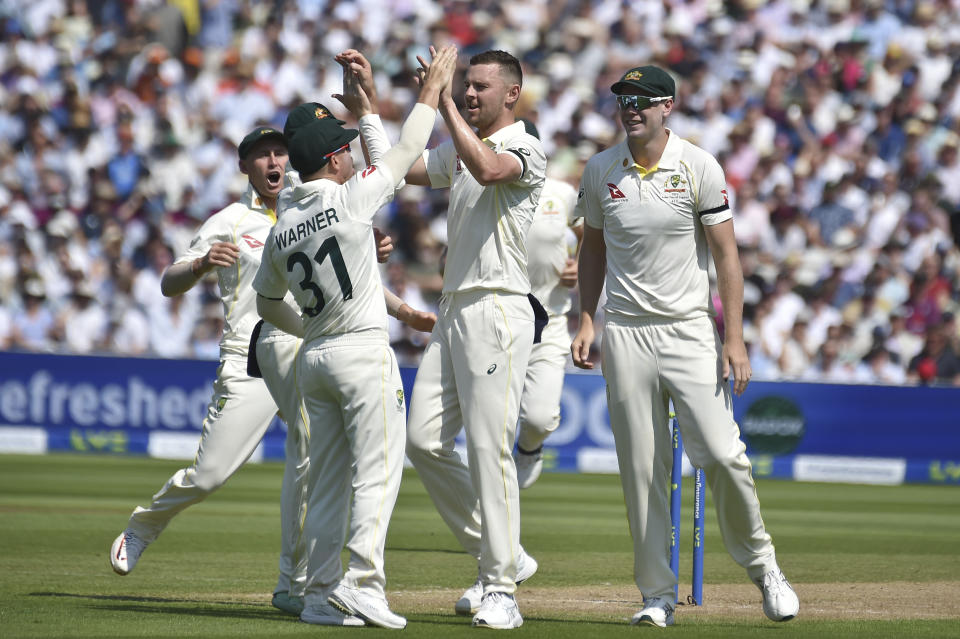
[611,65,676,97]
[238,126,285,159]
[283,102,344,141]
[287,117,359,175]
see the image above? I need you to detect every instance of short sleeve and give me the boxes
[175,214,225,264]
[696,155,733,226]
[343,161,397,223]
[504,135,545,188]
[575,161,602,229]
[424,140,455,189]
[558,181,581,226]
[252,230,289,300]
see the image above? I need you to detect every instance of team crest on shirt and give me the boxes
[396,389,404,410]
[542,199,559,215]
[664,174,687,193]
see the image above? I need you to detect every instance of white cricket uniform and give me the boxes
[254,158,406,605]
[406,120,546,594]
[517,178,581,452]
[577,130,778,604]
[124,183,307,596]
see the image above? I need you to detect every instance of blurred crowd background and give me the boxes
[2,0,960,385]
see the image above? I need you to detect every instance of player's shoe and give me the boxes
[516,547,538,584]
[472,592,523,629]
[754,568,799,622]
[110,530,149,575]
[515,446,543,489]
[631,597,675,627]
[328,584,406,629]
[455,548,538,615]
[300,602,364,626]
[271,591,304,616]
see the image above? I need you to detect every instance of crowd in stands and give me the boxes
[1,0,959,386]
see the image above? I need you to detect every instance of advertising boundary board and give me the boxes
[1,352,957,485]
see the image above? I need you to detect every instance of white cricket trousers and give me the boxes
[296,332,406,606]
[125,355,306,593]
[517,311,569,452]
[406,290,534,594]
[257,334,309,598]
[601,315,778,604]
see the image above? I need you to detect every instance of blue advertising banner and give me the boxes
[1,351,958,485]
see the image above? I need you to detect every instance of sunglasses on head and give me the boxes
[616,95,672,111]
[323,143,350,159]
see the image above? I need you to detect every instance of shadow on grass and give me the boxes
[29,592,286,622]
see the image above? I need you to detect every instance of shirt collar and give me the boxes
[242,183,276,223]
[622,128,682,175]
[481,120,526,149]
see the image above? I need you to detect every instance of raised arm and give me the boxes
[704,219,751,395]
[379,45,458,187]
[437,100,521,186]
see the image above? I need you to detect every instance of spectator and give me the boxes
[907,323,960,385]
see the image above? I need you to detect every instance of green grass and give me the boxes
[1,453,958,637]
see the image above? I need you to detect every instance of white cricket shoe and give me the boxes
[110,530,149,575]
[329,584,406,629]
[515,447,543,489]
[472,592,523,629]
[300,602,364,626]
[631,597,675,627]
[455,548,538,615]
[755,569,799,622]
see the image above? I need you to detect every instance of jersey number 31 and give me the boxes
[286,237,353,317]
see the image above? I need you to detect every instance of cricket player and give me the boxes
[109,126,309,612]
[108,123,405,616]
[402,49,545,629]
[571,65,799,627]
[514,119,582,488]
[253,45,458,629]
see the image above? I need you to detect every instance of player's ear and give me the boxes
[504,82,520,108]
[238,158,249,176]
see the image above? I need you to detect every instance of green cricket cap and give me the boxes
[611,65,676,97]
[238,126,286,159]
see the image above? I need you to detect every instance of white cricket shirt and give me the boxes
[576,130,732,321]
[526,177,581,317]
[176,184,279,361]
[424,120,546,295]
[254,163,397,343]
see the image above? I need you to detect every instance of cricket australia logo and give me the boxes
[396,389,404,409]
[315,106,332,120]
[664,174,687,193]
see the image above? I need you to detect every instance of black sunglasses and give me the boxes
[616,95,672,111]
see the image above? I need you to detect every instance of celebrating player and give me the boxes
[108,126,310,611]
[571,65,799,627]
[513,118,583,489]
[401,49,545,629]
[253,45,458,629]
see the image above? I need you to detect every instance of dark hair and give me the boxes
[469,50,522,87]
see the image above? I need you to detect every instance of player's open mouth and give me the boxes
[266,170,282,187]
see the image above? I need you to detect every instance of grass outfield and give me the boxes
[1,453,958,638]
